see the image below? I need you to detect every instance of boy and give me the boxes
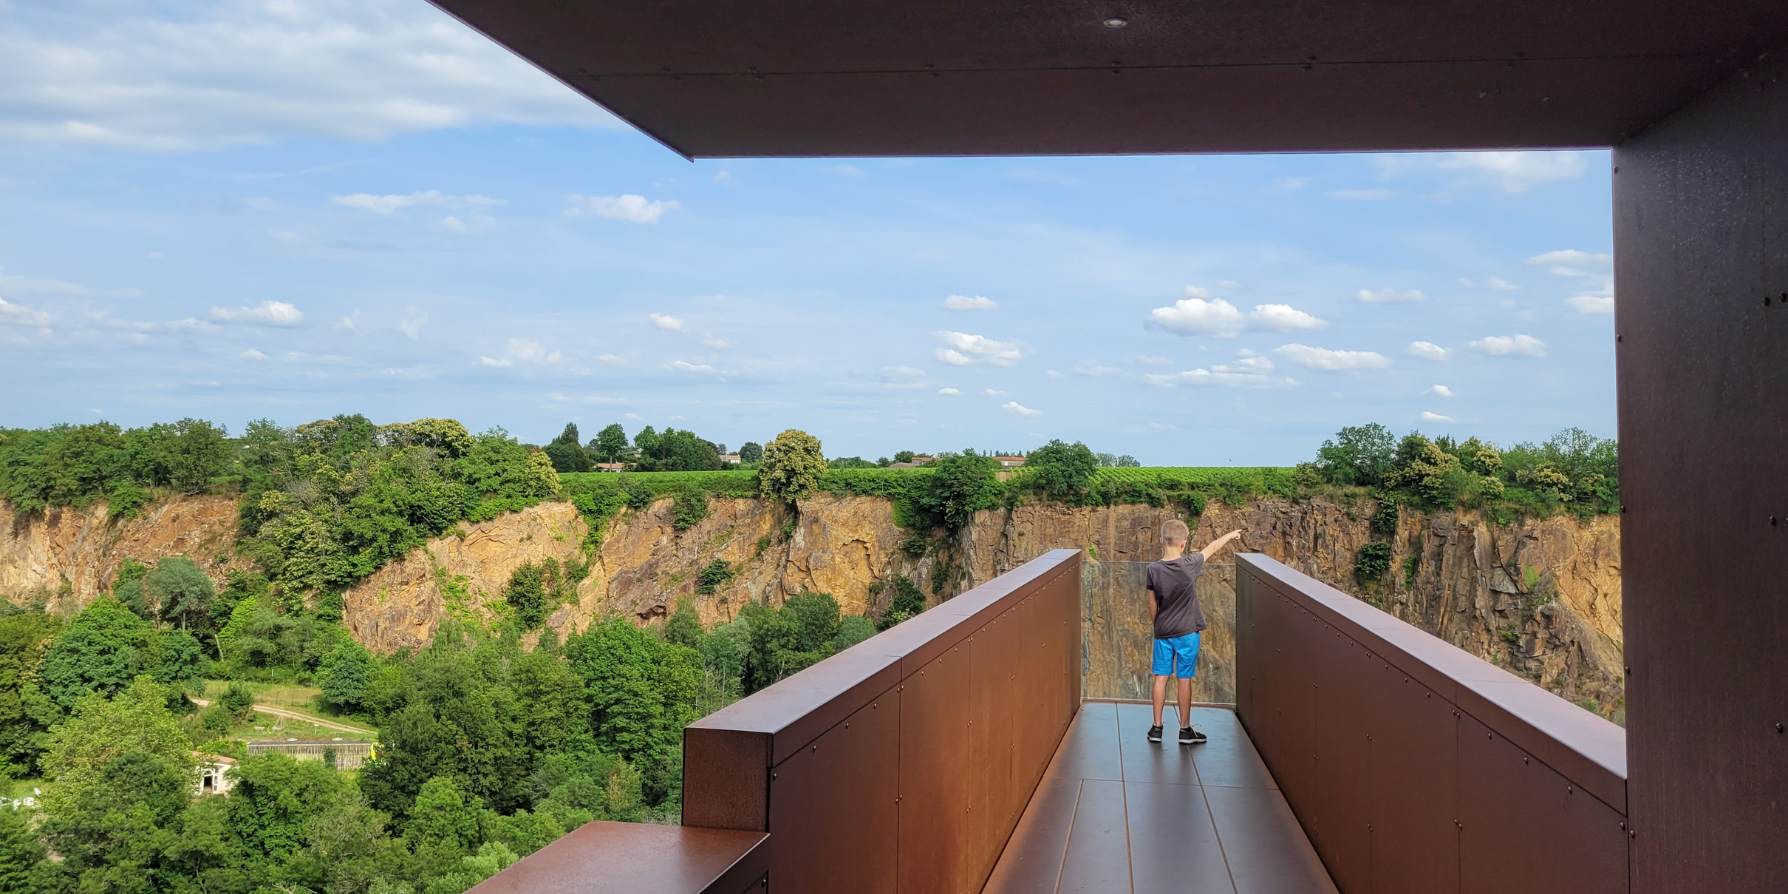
[1146,519,1243,745]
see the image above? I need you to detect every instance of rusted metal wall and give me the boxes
[1614,43,1788,893]
[1237,554,1629,894]
[684,549,1083,893]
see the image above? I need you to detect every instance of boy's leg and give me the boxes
[1149,638,1173,728]
[1177,677,1194,729]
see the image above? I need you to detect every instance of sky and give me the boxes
[0,0,1617,466]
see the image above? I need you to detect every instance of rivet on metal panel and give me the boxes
[845,722,850,730]
[1777,722,1784,733]
[1630,829,1637,839]
[1523,757,1529,765]
[1620,821,1626,830]
[773,772,778,780]
[1567,786,1573,794]
[812,745,817,753]
[1487,733,1492,740]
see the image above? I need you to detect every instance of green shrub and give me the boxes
[1372,499,1400,534]
[1402,553,1420,589]
[672,484,708,530]
[878,576,926,631]
[696,560,733,596]
[1354,542,1392,583]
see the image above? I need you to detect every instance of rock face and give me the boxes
[1,491,1625,714]
[0,496,243,614]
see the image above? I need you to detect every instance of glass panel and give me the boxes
[1081,559,1236,704]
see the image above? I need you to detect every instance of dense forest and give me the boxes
[0,413,1617,894]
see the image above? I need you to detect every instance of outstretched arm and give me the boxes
[1199,529,1245,561]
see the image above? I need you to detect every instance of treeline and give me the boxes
[0,420,232,516]
[1308,424,1618,517]
[539,423,755,474]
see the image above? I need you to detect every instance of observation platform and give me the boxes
[986,701,1334,894]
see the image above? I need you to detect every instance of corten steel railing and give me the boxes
[683,548,1083,894]
[1237,554,1630,894]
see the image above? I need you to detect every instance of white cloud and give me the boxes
[1565,295,1615,315]
[1485,276,1520,291]
[669,360,716,372]
[331,190,504,214]
[713,170,731,184]
[1044,369,1065,379]
[624,413,643,420]
[649,313,686,332]
[879,365,926,384]
[703,337,729,349]
[1526,250,1611,267]
[1527,249,1614,314]
[1002,401,1042,417]
[240,349,267,360]
[936,387,961,395]
[507,338,562,365]
[1273,344,1393,371]
[944,294,998,311]
[0,0,616,151]
[1148,296,1243,336]
[1459,278,1475,287]
[0,297,53,327]
[1468,334,1548,357]
[333,311,361,332]
[1355,288,1427,304]
[1408,341,1453,361]
[1426,384,1456,398]
[1147,294,1327,337]
[210,300,303,327]
[565,194,679,223]
[1142,351,1297,388]
[1133,355,1173,366]
[1073,363,1120,376]
[1249,304,1329,332]
[1327,188,1396,200]
[1267,176,1313,194]
[1437,151,1589,193]
[982,388,1008,396]
[478,356,512,367]
[933,331,1022,366]
[0,266,141,298]
[1217,280,1241,290]
[1420,411,1456,422]
[399,309,428,340]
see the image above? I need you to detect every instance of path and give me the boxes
[191,698,376,736]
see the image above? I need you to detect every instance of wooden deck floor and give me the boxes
[983,701,1338,894]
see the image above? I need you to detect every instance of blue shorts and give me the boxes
[1152,633,1201,679]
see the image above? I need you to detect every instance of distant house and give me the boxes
[591,463,628,473]
[195,754,237,796]
[992,456,1026,469]
[720,454,741,464]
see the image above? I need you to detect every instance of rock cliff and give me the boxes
[0,495,243,612]
[1,492,1623,715]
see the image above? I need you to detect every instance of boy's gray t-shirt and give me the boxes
[1146,553,1208,639]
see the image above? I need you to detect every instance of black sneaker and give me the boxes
[1147,725,1163,743]
[1179,726,1207,746]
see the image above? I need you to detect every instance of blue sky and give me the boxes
[0,0,1616,465]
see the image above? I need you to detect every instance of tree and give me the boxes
[1023,440,1099,501]
[543,423,589,474]
[1315,423,1397,487]
[633,429,722,472]
[319,640,376,711]
[226,752,350,862]
[741,593,841,693]
[0,802,47,894]
[39,749,189,894]
[563,620,701,803]
[588,424,630,464]
[892,450,915,464]
[145,557,217,631]
[39,598,155,707]
[758,430,826,504]
[737,442,763,464]
[664,602,704,650]
[0,610,62,777]
[42,677,193,815]
[914,451,1001,530]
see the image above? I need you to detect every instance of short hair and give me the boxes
[1160,519,1189,545]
